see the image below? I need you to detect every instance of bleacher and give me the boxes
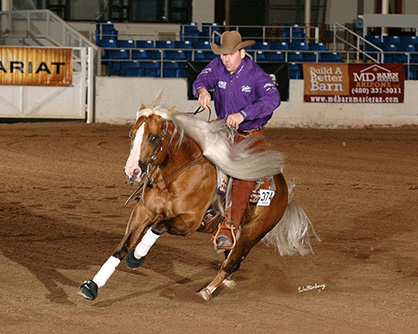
[364,34,418,80]
[95,21,418,80]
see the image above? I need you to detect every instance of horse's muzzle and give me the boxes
[124,167,140,183]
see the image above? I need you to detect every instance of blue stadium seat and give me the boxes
[252,51,266,62]
[174,40,193,49]
[308,42,326,51]
[365,35,382,44]
[397,43,416,52]
[132,49,148,60]
[288,51,303,62]
[393,44,415,63]
[302,52,319,62]
[192,50,206,60]
[365,42,382,61]
[270,41,289,50]
[200,23,222,41]
[181,23,200,41]
[202,51,217,60]
[383,35,400,44]
[165,50,187,60]
[107,49,129,60]
[142,61,161,77]
[107,61,122,76]
[97,37,117,48]
[156,40,174,49]
[96,21,114,31]
[400,36,418,44]
[163,62,187,78]
[380,44,397,63]
[136,40,155,48]
[289,63,303,79]
[251,42,270,50]
[121,61,145,77]
[147,49,163,60]
[290,41,308,50]
[116,39,135,48]
[264,51,285,62]
[410,52,418,63]
[319,52,342,62]
[409,65,418,80]
[192,40,211,49]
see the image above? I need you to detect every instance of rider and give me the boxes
[193,30,281,251]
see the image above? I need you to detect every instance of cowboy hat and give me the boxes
[210,31,255,55]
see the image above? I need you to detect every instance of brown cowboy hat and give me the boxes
[210,31,255,55]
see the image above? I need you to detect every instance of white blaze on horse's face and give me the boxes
[124,122,145,181]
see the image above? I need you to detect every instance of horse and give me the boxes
[77,99,318,301]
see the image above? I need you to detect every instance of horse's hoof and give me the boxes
[222,278,237,289]
[126,250,146,270]
[77,280,98,301]
[198,288,212,301]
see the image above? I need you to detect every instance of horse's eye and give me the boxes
[149,134,158,143]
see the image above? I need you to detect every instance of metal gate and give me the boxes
[0,47,94,123]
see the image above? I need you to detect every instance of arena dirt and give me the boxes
[1,122,417,333]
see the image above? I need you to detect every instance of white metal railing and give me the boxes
[94,22,320,44]
[0,10,101,75]
[0,10,97,49]
[332,22,383,63]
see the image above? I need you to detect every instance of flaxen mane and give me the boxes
[136,104,285,181]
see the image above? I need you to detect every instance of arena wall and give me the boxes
[94,77,418,128]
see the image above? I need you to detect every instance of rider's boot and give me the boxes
[214,179,256,251]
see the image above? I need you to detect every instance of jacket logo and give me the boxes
[218,81,227,89]
[241,85,251,93]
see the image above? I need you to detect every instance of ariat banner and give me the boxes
[0,47,73,86]
[303,63,404,103]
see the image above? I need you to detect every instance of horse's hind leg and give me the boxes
[199,239,259,301]
[77,203,156,301]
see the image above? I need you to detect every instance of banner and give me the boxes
[0,47,73,86]
[303,63,404,103]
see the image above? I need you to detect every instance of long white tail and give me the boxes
[262,200,319,256]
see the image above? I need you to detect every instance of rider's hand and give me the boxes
[226,113,244,130]
[197,88,211,109]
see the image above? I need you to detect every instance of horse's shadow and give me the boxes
[0,202,218,305]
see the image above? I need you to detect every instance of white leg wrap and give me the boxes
[93,256,121,288]
[134,229,160,259]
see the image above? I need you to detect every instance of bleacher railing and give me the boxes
[0,10,100,74]
[95,21,417,80]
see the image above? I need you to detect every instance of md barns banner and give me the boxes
[0,47,73,86]
[303,63,404,103]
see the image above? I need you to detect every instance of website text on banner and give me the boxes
[0,47,73,86]
[303,63,404,103]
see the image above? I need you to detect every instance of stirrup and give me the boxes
[213,220,237,253]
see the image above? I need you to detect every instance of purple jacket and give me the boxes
[193,57,280,131]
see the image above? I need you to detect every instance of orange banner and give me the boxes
[303,63,404,103]
[0,47,73,86]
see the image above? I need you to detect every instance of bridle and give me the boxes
[125,117,203,206]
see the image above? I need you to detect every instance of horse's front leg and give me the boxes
[77,202,158,301]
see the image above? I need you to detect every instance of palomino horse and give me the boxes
[77,100,318,301]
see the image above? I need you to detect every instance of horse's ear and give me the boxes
[169,106,175,113]
[139,103,146,111]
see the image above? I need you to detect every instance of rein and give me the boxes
[124,153,203,206]
[187,106,212,122]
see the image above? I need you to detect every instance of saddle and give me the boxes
[199,168,276,235]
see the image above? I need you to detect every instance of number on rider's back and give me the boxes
[257,190,275,206]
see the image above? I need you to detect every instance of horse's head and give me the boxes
[124,105,174,183]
